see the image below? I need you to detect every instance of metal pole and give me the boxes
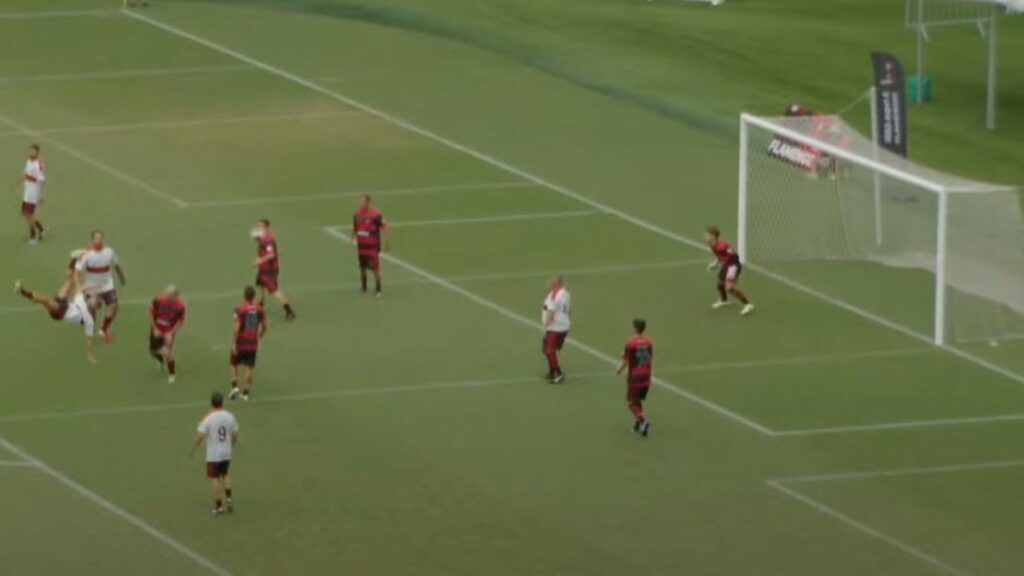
[869,87,884,246]
[916,0,926,105]
[986,5,998,129]
[737,117,749,262]
[934,190,949,345]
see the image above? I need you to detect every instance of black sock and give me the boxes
[167,360,176,375]
[215,499,223,509]
[230,380,238,389]
[18,288,32,300]
[150,351,163,362]
[375,279,381,293]
[284,304,294,315]
[225,489,232,499]
[34,220,43,233]
[361,275,368,292]
[717,284,727,301]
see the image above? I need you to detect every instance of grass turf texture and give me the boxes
[1,0,1023,574]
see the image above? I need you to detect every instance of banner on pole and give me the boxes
[871,52,909,157]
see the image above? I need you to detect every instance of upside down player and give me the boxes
[617,318,654,437]
[229,286,268,402]
[705,226,754,316]
[150,285,186,383]
[353,195,389,296]
[251,219,296,321]
[15,273,100,364]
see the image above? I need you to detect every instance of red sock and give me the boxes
[167,360,176,375]
[102,318,113,332]
[629,401,645,421]
[717,284,727,301]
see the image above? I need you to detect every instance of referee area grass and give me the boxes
[1,1,1023,574]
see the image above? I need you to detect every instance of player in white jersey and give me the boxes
[75,230,127,343]
[193,392,239,515]
[541,276,571,384]
[19,144,46,244]
[15,266,100,363]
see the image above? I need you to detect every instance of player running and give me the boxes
[150,285,186,383]
[193,392,239,516]
[251,219,296,321]
[541,276,571,384]
[75,230,127,342]
[353,195,389,296]
[229,286,268,402]
[617,319,654,438]
[20,144,46,244]
[14,273,100,364]
[705,226,754,316]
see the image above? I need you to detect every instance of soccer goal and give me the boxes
[738,113,1024,345]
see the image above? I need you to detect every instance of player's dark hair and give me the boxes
[211,392,224,408]
[706,225,721,238]
[29,144,40,152]
[259,218,270,227]
[244,286,256,301]
[633,318,647,334]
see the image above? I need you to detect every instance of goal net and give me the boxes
[739,113,1024,345]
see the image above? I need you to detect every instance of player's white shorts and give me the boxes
[62,294,96,336]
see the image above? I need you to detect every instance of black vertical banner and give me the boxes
[871,52,909,157]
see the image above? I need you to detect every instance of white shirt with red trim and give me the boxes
[23,158,45,204]
[543,287,571,332]
[76,246,118,294]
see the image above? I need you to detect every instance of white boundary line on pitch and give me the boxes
[186,181,536,208]
[324,226,774,435]
[765,480,971,576]
[0,435,230,575]
[0,64,252,85]
[0,9,116,19]
[0,258,708,316]
[770,459,1024,485]
[657,347,935,376]
[774,413,1024,437]
[0,110,362,138]
[0,459,37,468]
[0,115,188,208]
[122,8,1024,391]
[390,210,601,228]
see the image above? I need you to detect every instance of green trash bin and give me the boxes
[908,75,933,103]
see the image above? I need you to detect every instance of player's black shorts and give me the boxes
[717,261,742,283]
[230,350,257,367]
[206,460,231,479]
[150,333,165,352]
[358,253,381,272]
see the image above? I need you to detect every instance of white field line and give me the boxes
[0,435,231,575]
[0,9,116,19]
[774,413,1024,437]
[390,210,601,228]
[765,480,971,576]
[325,226,774,435]
[0,111,362,138]
[123,8,1024,390]
[657,347,935,375]
[0,64,252,85]
[0,258,706,317]
[187,181,535,208]
[0,115,188,208]
[771,459,1024,485]
[0,459,37,468]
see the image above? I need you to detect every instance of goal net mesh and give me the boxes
[743,114,1024,343]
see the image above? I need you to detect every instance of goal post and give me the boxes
[738,112,1024,345]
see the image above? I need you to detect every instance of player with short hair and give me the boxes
[14,273,99,364]
[75,230,127,342]
[617,318,654,437]
[20,144,46,244]
[251,219,296,321]
[150,285,186,383]
[705,226,754,316]
[229,286,268,401]
[542,276,571,384]
[353,195,389,296]
[193,392,239,516]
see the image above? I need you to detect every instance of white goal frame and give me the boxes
[737,112,1017,345]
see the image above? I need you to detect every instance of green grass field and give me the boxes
[1,1,1023,574]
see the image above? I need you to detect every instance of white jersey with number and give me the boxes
[62,293,96,337]
[197,409,238,463]
[23,158,45,204]
[542,287,571,333]
[76,246,118,294]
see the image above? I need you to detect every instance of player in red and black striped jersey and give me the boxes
[705,226,754,316]
[251,219,295,321]
[229,286,268,402]
[353,195,389,296]
[149,285,186,383]
[617,318,654,437]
